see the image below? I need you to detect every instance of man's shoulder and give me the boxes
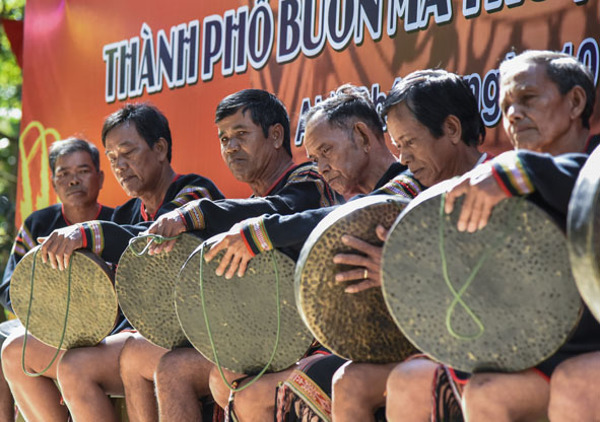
[23,204,63,226]
[170,173,224,200]
[112,198,141,224]
[284,162,323,184]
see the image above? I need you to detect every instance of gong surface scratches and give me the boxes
[382,182,582,373]
[11,246,118,349]
[116,233,203,349]
[568,145,600,323]
[175,245,312,375]
[296,195,416,363]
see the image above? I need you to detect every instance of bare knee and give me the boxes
[208,365,231,409]
[332,363,375,409]
[1,334,24,377]
[119,335,158,382]
[57,348,91,389]
[463,374,512,420]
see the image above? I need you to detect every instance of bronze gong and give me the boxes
[382,179,582,373]
[175,237,313,374]
[568,145,600,323]
[296,195,417,363]
[116,233,203,349]
[11,246,118,349]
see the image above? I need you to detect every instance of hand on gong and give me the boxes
[204,226,253,279]
[444,163,508,232]
[38,225,84,271]
[333,224,388,294]
[146,210,187,255]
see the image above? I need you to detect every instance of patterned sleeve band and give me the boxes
[77,221,105,255]
[170,185,214,207]
[13,225,34,257]
[240,217,273,255]
[376,174,423,199]
[178,200,206,230]
[490,151,535,197]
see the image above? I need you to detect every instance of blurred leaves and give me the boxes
[0,0,24,297]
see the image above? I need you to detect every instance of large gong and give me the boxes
[116,233,203,349]
[382,180,582,373]
[175,238,312,374]
[11,246,118,349]
[568,145,600,323]
[296,195,416,363]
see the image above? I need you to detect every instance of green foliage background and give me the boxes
[0,0,25,297]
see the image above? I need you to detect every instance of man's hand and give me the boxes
[333,224,388,294]
[38,226,84,271]
[204,227,253,279]
[444,164,509,232]
[146,210,187,254]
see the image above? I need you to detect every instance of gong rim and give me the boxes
[175,240,313,374]
[382,179,582,373]
[295,195,417,363]
[116,233,203,349]
[11,246,118,349]
[568,145,600,323]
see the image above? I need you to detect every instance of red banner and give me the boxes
[17,0,600,227]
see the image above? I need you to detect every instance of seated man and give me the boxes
[118,89,341,422]
[441,50,600,422]
[2,103,223,422]
[1,137,114,421]
[186,85,424,422]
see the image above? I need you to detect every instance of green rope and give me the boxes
[21,248,72,377]
[439,194,520,341]
[128,234,182,256]
[198,245,282,393]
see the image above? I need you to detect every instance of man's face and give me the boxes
[104,122,167,198]
[52,150,104,208]
[500,62,574,152]
[218,109,280,184]
[386,103,456,187]
[304,114,367,196]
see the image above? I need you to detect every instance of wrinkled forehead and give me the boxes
[500,60,549,94]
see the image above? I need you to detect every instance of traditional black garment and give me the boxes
[78,173,223,263]
[239,162,420,258]
[176,162,342,239]
[0,204,114,314]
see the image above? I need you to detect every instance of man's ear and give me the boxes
[153,137,169,160]
[443,115,463,145]
[567,85,587,122]
[99,170,105,189]
[354,121,372,152]
[269,123,285,149]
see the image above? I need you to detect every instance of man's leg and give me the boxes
[462,369,549,422]
[2,331,67,422]
[0,370,14,422]
[57,332,132,422]
[386,358,439,422]
[331,361,396,422]
[155,347,214,422]
[119,333,168,422]
[548,352,600,421]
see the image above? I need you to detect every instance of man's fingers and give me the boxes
[237,258,250,278]
[215,249,234,277]
[340,235,379,255]
[466,197,485,233]
[224,256,241,280]
[205,240,228,262]
[376,225,389,242]
[345,278,380,294]
[335,268,370,283]
[445,180,468,214]
[333,253,370,268]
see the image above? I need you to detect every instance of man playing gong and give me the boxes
[118,89,341,422]
[440,50,600,422]
[3,103,224,421]
[1,138,114,421]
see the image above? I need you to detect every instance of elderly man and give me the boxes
[118,89,340,422]
[1,138,114,421]
[441,50,600,422]
[3,103,224,422]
